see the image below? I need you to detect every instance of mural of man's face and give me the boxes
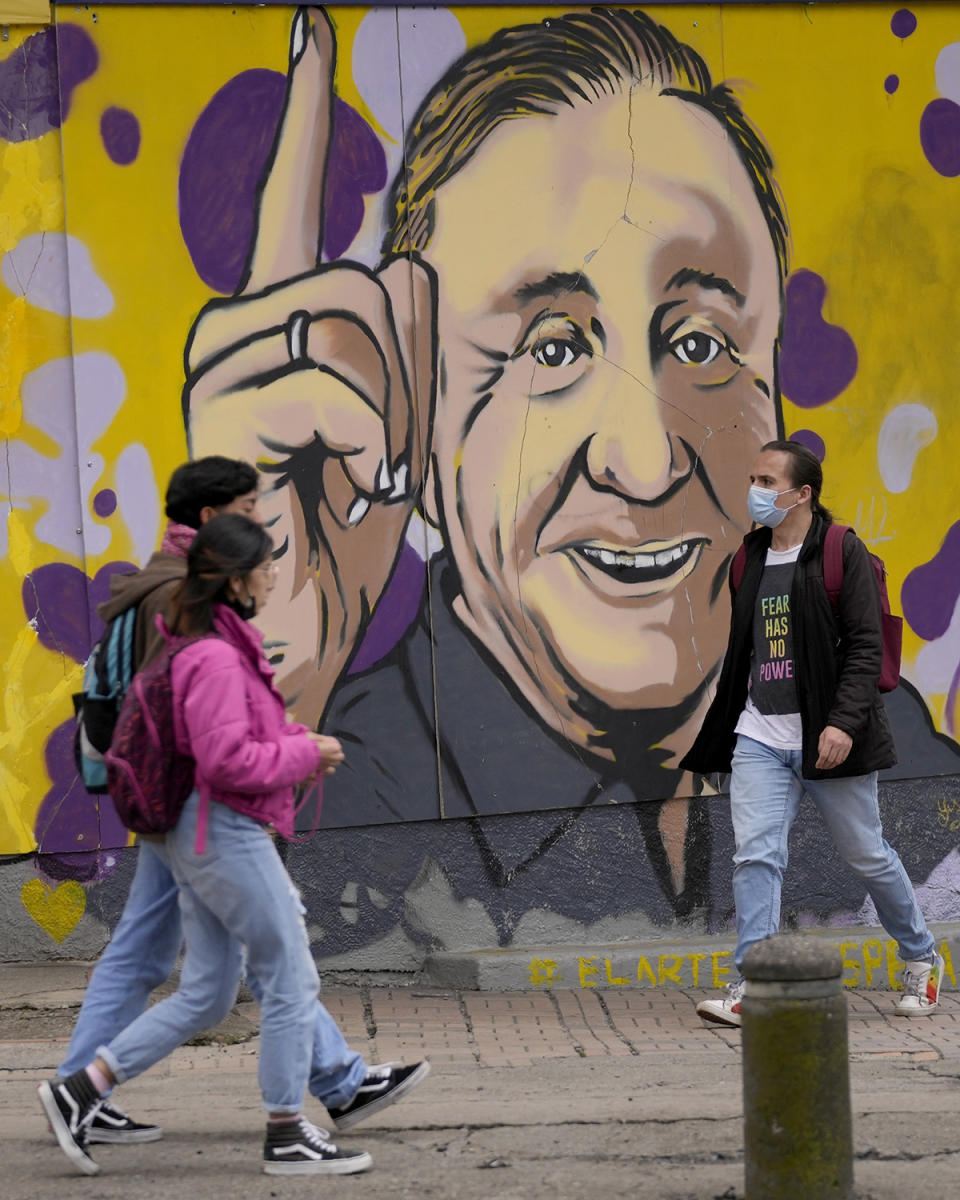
[423,86,781,716]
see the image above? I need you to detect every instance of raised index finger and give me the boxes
[241,7,334,294]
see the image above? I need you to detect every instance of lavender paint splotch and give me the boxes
[0,25,97,143]
[23,560,136,664]
[779,270,858,409]
[348,541,426,674]
[920,98,960,178]
[2,353,126,560]
[935,43,960,106]
[884,75,900,96]
[100,107,141,165]
[324,99,387,261]
[34,720,128,863]
[353,7,466,144]
[901,521,960,641]
[789,430,826,462]
[179,71,387,292]
[1,233,113,319]
[114,442,161,567]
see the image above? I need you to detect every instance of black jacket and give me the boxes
[680,515,897,780]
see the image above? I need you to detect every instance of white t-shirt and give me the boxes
[735,542,804,751]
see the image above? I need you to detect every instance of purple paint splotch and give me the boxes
[100,107,141,165]
[884,75,900,96]
[323,99,388,262]
[23,560,136,664]
[0,24,97,143]
[920,98,960,178]
[901,521,960,641]
[348,542,425,674]
[93,489,117,518]
[779,270,858,409]
[179,70,387,293]
[179,69,286,294]
[58,24,99,121]
[890,9,917,39]
[789,429,826,462]
[34,720,128,867]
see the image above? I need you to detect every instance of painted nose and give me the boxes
[584,363,694,503]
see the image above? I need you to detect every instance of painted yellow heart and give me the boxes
[21,879,86,943]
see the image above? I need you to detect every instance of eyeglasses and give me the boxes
[254,561,280,577]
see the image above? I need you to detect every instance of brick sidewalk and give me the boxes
[317,986,960,1069]
[3,963,960,1071]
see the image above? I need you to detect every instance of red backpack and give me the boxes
[731,525,902,693]
[104,634,209,834]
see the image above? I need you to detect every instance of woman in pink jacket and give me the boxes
[40,515,383,1176]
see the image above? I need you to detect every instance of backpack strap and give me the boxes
[822,523,850,607]
[731,543,747,593]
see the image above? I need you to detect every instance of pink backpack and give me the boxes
[731,524,902,693]
[104,635,209,834]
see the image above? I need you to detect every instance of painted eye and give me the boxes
[670,332,723,366]
[532,339,583,368]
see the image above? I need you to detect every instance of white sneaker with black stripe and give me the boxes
[87,1099,163,1144]
[262,1116,372,1175]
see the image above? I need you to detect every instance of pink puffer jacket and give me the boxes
[169,603,320,850]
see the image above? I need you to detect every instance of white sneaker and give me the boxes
[893,952,945,1016]
[696,980,745,1027]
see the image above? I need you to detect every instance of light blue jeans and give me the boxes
[60,839,183,1077]
[77,796,365,1112]
[730,734,934,972]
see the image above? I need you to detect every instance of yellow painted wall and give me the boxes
[2,4,959,950]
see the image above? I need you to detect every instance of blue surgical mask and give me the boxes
[748,484,799,529]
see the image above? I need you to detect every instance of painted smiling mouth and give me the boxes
[574,539,706,584]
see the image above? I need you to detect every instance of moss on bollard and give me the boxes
[741,935,853,1200]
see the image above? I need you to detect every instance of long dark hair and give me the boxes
[762,439,834,525]
[170,513,273,635]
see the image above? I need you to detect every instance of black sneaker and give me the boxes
[38,1070,102,1176]
[262,1116,372,1175]
[327,1061,431,1131]
[87,1099,163,1144]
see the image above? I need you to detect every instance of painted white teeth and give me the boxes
[582,542,690,570]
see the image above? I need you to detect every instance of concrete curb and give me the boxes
[420,921,960,992]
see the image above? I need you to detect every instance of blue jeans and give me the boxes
[730,734,934,972]
[66,797,364,1111]
[59,840,182,1076]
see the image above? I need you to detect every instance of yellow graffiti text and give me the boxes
[530,938,957,991]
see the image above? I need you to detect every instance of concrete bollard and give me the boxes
[741,934,853,1200]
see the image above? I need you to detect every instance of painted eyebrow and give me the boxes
[513,271,600,306]
[665,267,745,309]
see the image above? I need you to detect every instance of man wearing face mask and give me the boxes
[681,440,944,1027]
